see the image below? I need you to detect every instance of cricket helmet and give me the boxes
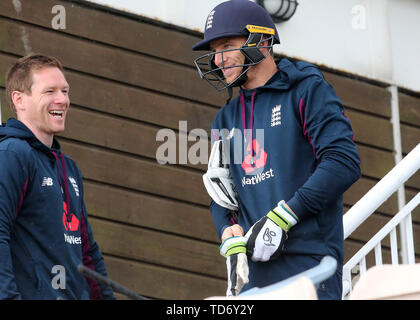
[192,0,280,91]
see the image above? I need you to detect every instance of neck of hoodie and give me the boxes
[241,55,279,90]
[18,119,54,148]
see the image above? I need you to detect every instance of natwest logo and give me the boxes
[241,139,267,174]
[62,202,79,232]
[242,168,274,187]
[241,138,275,187]
[64,233,81,245]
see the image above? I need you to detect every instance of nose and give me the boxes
[55,91,69,105]
[213,51,225,68]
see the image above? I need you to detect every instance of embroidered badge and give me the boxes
[271,105,281,127]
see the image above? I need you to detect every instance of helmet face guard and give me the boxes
[194,25,276,91]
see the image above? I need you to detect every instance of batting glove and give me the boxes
[246,200,299,262]
[203,139,239,211]
[219,236,249,296]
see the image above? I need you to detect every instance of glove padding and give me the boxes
[220,236,249,296]
[203,140,238,211]
[246,200,299,262]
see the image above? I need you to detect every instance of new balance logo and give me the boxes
[42,177,53,187]
[206,10,215,30]
[271,105,282,127]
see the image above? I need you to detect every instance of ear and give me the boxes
[258,36,274,58]
[11,90,26,112]
[258,36,271,49]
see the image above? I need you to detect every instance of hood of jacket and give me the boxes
[0,118,61,155]
[254,58,324,92]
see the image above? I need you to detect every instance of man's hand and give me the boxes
[246,200,299,262]
[219,236,249,296]
[221,224,244,242]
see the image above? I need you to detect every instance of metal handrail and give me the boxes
[343,143,420,239]
[342,143,420,298]
[342,193,420,298]
[239,256,337,297]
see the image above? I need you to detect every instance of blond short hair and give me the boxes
[5,54,64,113]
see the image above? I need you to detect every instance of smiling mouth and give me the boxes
[49,110,64,119]
[222,67,236,77]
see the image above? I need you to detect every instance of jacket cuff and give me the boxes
[286,194,309,221]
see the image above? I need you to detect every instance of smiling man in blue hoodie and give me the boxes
[0,54,114,299]
[193,0,361,299]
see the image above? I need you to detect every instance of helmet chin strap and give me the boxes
[226,73,246,104]
[225,33,272,103]
[226,61,250,104]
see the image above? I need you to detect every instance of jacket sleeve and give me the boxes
[0,149,30,300]
[210,200,233,240]
[78,170,115,300]
[287,76,361,220]
[80,205,115,300]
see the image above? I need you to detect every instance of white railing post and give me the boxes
[388,84,412,264]
[374,244,382,265]
[342,269,352,297]
[390,228,399,264]
[403,214,416,264]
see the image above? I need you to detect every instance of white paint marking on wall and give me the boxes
[12,0,33,54]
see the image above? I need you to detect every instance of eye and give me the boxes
[222,43,234,50]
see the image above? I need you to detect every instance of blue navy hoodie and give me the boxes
[210,59,361,290]
[0,118,114,300]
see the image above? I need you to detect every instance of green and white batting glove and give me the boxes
[246,200,299,262]
[219,236,249,296]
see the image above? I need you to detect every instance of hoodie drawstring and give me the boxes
[240,90,256,163]
[51,151,72,223]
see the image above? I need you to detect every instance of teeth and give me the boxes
[49,111,63,118]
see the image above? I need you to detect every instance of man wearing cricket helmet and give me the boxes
[193,0,361,299]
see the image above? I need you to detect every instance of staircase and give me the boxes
[342,143,420,299]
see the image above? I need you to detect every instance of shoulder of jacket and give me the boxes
[0,138,37,177]
[0,137,32,156]
[296,73,329,98]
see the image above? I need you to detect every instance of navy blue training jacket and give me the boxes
[210,58,361,290]
[0,118,114,300]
